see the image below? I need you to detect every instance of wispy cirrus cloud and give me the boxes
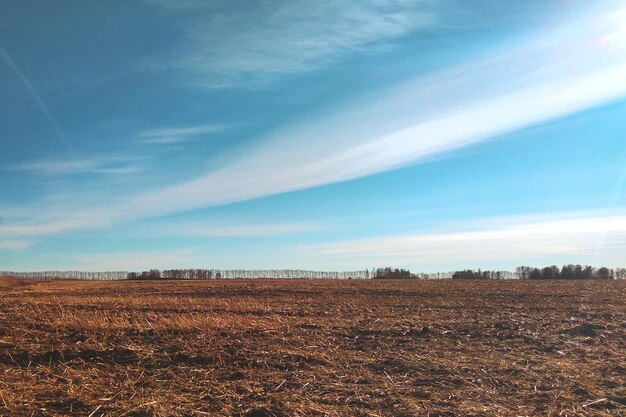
[0,240,32,250]
[117,2,626,218]
[0,218,103,238]
[14,156,144,175]
[158,222,321,237]
[5,2,626,240]
[148,0,435,86]
[296,211,626,269]
[139,123,230,144]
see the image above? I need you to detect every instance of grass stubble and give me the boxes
[0,277,624,416]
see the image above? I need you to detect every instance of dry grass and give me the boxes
[0,279,624,416]
[0,276,27,290]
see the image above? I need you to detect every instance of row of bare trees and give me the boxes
[450,265,626,279]
[372,265,626,280]
[127,269,370,280]
[451,269,518,280]
[515,265,626,280]
[3,266,625,281]
[0,270,129,280]
[372,267,414,279]
[373,267,516,280]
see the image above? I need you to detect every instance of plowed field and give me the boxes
[0,278,624,416]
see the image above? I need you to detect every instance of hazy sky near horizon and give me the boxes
[1,0,626,272]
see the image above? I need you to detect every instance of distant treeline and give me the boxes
[372,265,626,280]
[371,267,512,280]
[371,268,414,280]
[514,265,625,280]
[0,270,129,280]
[451,265,625,280]
[3,265,624,281]
[126,269,368,280]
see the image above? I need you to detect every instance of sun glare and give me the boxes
[601,7,626,45]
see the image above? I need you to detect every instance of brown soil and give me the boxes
[0,276,27,289]
[0,279,624,416]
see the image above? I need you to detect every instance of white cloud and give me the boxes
[0,218,103,238]
[139,124,229,144]
[0,240,32,250]
[5,2,626,240]
[148,0,435,86]
[117,2,626,218]
[14,156,144,175]
[296,211,626,269]
[159,222,321,237]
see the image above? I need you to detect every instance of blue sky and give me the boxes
[1,0,626,272]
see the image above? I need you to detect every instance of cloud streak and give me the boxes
[139,124,229,144]
[0,240,31,250]
[5,2,626,239]
[148,0,435,86]
[296,211,626,268]
[120,2,626,218]
[14,156,144,175]
[159,222,321,238]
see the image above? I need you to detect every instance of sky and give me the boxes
[1,0,626,272]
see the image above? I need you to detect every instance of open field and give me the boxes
[0,278,624,417]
